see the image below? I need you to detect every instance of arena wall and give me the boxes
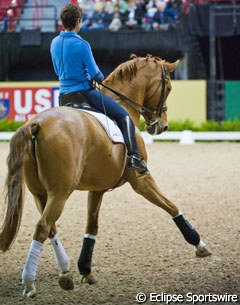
[0,81,207,123]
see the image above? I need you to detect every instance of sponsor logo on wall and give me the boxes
[0,87,60,122]
[0,99,10,119]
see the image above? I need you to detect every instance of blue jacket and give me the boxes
[50,31,104,93]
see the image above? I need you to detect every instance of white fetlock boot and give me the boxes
[22,283,37,298]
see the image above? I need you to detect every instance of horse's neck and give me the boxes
[105,77,145,126]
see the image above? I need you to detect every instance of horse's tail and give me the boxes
[0,123,38,252]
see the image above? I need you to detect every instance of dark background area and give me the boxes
[0,4,240,81]
[198,35,240,80]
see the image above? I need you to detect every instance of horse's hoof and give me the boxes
[58,272,74,291]
[22,284,37,298]
[81,274,97,285]
[195,240,212,258]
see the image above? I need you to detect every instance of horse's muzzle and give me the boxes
[146,123,168,135]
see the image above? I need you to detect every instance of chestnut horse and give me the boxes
[0,55,211,298]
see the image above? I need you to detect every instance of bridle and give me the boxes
[143,65,167,126]
[98,65,167,125]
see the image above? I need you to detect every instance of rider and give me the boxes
[50,3,149,175]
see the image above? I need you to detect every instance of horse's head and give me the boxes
[134,54,179,135]
[104,54,179,135]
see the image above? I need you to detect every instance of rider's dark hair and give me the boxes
[60,4,83,31]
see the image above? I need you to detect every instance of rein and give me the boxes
[97,65,167,119]
[98,82,152,115]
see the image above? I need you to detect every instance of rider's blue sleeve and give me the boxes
[93,71,104,82]
[82,41,104,81]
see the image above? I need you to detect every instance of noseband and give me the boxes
[98,65,167,122]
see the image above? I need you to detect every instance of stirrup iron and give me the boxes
[128,155,149,175]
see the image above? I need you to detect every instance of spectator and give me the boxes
[151,0,179,31]
[57,19,64,32]
[142,0,158,30]
[146,0,158,11]
[0,15,9,32]
[6,8,16,31]
[104,1,115,15]
[136,0,147,16]
[123,0,146,29]
[78,0,95,19]
[168,0,183,15]
[81,7,93,30]
[114,0,128,15]
[108,4,122,32]
[88,1,113,30]
[10,0,22,18]
[79,0,96,30]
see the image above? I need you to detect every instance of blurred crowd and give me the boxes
[0,0,25,31]
[68,0,190,32]
[0,0,205,32]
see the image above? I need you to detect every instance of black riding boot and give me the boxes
[118,116,149,174]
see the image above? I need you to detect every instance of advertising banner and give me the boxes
[0,83,59,122]
[0,80,207,123]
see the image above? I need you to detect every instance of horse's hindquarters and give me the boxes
[24,107,127,195]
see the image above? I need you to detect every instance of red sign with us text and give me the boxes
[0,86,59,121]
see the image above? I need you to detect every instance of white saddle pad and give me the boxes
[80,109,125,144]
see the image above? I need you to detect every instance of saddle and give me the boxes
[59,91,124,144]
[60,92,98,112]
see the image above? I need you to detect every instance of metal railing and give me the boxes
[4,5,57,32]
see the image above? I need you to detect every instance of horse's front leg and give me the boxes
[128,174,211,257]
[78,190,104,284]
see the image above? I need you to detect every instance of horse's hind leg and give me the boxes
[35,194,71,266]
[49,224,73,291]
[33,195,72,289]
[78,190,104,285]
[22,194,72,297]
[128,175,211,257]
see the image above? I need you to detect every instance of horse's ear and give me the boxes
[130,54,137,60]
[165,60,180,72]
